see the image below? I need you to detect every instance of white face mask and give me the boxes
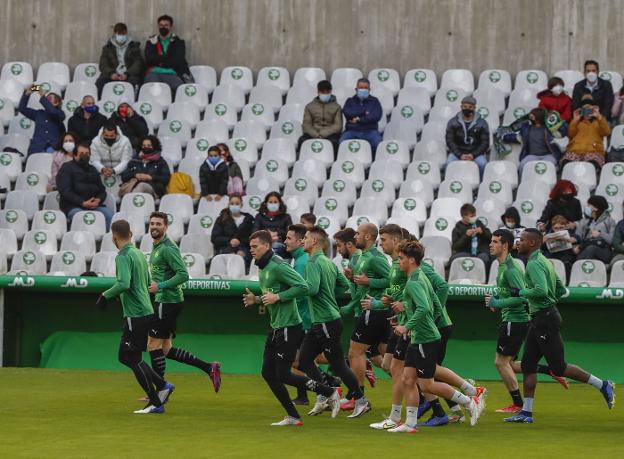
[505,221,516,229]
[586,71,598,83]
[468,216,477,225]
[551,85,564,96]
[63,141,75,153]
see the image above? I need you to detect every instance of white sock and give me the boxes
[587,374,603,390]
[317,395,327,403]
[390,404,402,422]
[460,380,477,396]
[356,396,368,406]
[450,404,462,412]
[523,397,533,413]
[405,406,418,428]
[450,390,471,406]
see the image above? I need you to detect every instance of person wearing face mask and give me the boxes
[144,14,192,95]
[18,86,65,154]
[445,96,491,177]
[299,80,343,155]
[610,209,624,268]
[56,142,113,231]
[120,135,171,198]
[543,215,581,278]
[216,143,245,195]
[340,78,383,153]
[68,95,107,143]
[572,60,614,121]
[252,192,293,258]
[90,120,133,177]
[536,179,583,232]
[95,22,144,98]
[451,203,492,267]
[538,77,572,122]
[500,207,525,246]
[574,195,616,264]
[47,132,79,192]
[199,146,229,201]
[211,194,254,264]
[110,103,148,151]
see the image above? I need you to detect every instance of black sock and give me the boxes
[149,349,166,379]
[418,387,426,405]
[445,399,458,409]
[510,389,523,406]
[295,385,308,401]
[167,347,212,374]
[430,399,446,417]
[130,361,162,406]
[360,385,365,396]
[537,364,551,375]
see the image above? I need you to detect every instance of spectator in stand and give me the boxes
[47,132,79,192]
[537,179,583,232]
[119,135,170,199]
[299,80,343,154]
[610,86,624,125]
[340,78,383,152]
[211,193,254,264]
[217,143,245,195]
[572,60,614,121]
[611,209,624,267]
[109,102,148,151]
[538,77,572,123]
[95,22,144,97]
[90,120,133,177]
[67,95,107,143]
[199,146,229,201]
[252,191,293,257]
[575,195,615,264]
[144,14,192,95]
[299,212,317,230]
[56,142,113,230]
[451,203,492,267]
[563,94,611,169]
[18,86,65,154]
[543,215,581,278]
[445,95,490,176]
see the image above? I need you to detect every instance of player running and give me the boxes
[505,229,615,423]
[242,230,341,426]
[146,212,221,392]
[96,219,174,414]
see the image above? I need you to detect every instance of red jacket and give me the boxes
[538,90,572,122]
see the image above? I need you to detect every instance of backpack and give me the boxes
[166,172,194,196]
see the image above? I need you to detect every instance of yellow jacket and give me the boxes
[566,117,611,155]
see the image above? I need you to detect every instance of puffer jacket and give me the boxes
[67,107,107,143]
[577,211,617,246]
[538,89,573,122]
[342,95,382,131]
[56,159,107,214]
[445,112,490,157]
[566,116,610,155]
[90,126,133,175]
[99,39,144,81]
[252,212,293,242]
[302,96,343,138]
[18,94,65,154]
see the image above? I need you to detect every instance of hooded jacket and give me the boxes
[199,158,229,196]
[109,110,149,151]
[451,219,492,254]
[67,107,107,143]
[90,126,133,175]
[144,33,191,78]
[56,159,107,214]
[99,38,144,81]
[445,112,490,157]
[342,95,382,132]
[538,89,573,122]
[302,95,343,138]
[211,210,254,253]
[577,210,616,246]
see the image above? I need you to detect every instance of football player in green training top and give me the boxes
[243,230,341,427]
[504,229,615,424]
[96,219,174,414]
[146,212,221,392]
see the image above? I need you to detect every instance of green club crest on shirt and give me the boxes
[43,211,56,224]
[295,179,307,191]
[251,103,264,115]
[333,180,346,192]
[526,72,538,84]
[83,212,96,225]
[341,258,349,269]
[605,184,618,196]
[521,200,534,213]
[169,120,182,133]
[371,180,384,192]
[20,117,32,129]
[403,198,417,211]
[417,161,431,174]
[23,251,36,265]
[249,196,261,209]
[449,181,462,193]
[215,104,227,116]
[317,216,330,229]
[268,68,280,80]
[435,218,448,231]
[184,254,196,267]
[513,107,526,119]
[184,85,197,97]
[377,70,390,82]
[489,181,502,193]
[311,140,323,153]
[139,102,152,115]
[103,101,116,114]
[446,89,458,102]
[113,83,125,95]
[85,65,97,77]
[489,71,501,83]
[400,105,414,118]
[385,142,398,155]
[348,141,361,153]
[581,261,595,274]
[200,216,213,228]
[462,258,475,271]
[34,231,47,244]
[5,210,18,223]
[477,107,489,118]
[62,251,76,265]
[10,63,23,75]
[234,139,247,151]
[133,194,146,207]
[281,122,294,134]
[103,175,117,187]
[612,164,624,176]
[0,153,12,166]
[325,198,338,211]
[341,161,354,173]
[266,160,279,172]
[196,138,209,151]
[144,253,151,263]
[26,173,39,186]
[357,216,369,225]
[66,100,79,113]
[414,70,427,82]
[231,68,244,80]
[599,72,611,81]
[534,161,547,174]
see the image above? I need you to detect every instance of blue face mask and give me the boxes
[357,89,369,99]
[267,203,280,213]
[208,156,220,166]
[229,205,241,214]
[319,94,331,103]
[115,34,128,44]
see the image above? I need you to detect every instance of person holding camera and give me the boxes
[562,94,611,169]
[18,85,65,155]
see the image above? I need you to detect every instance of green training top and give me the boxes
[404,269,442,345]
[371,256,408,311]
[150,235,189,304]
[341,245,390,318]
[489,254,530,322]
[291,247,311,330]
[520,250,567,316]
[420,262,452,328]
[259,254,307,329]
[305,250,351,324]
[103,242,153,318]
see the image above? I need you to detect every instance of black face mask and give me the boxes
[159,27,170,37]
[462,108,474,117]
[562,194,574,201]
[104,138,116,146]
[142,148,154,155]
[77,155,90,167]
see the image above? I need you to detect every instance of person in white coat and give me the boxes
[90,120,133,177]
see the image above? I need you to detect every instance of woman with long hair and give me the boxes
[252,191,293,257]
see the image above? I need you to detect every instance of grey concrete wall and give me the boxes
[1,0,623,79]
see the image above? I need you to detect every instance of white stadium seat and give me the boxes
[404,69,438,96]
[190,65,218,94]
[220,66,254,94]
[257,67,291,95]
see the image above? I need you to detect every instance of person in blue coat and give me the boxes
[18,86,65,154]
[339,78,383,153]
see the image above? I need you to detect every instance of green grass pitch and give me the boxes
[2,368,622,458]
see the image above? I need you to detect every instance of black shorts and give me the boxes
[392,335,410,361]
[120,315,154,353]
[521,307,567,375]
[264,324,305,366]
[149,302,184,339]
[405,340,440,378]
[496,321,530,357]
[438,325,453,364]
[351,309,391,346]
[385,332,399,355]
[300,319,346,362]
